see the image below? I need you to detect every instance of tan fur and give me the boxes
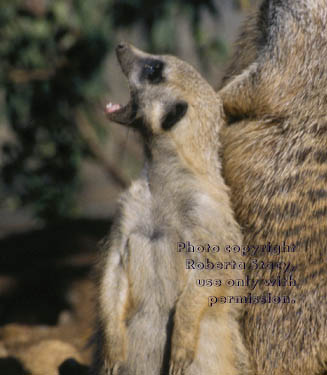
[91,44,250,375]
[219,1,327,374]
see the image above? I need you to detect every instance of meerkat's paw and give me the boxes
[109,363,121,375]
[169,346,194,375]
[104,339,126,374]
[107,348,125,365]
[103,358,123,375]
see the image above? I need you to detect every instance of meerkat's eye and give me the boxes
[141,59,164,84]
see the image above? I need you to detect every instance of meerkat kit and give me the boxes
[90,43,250,375]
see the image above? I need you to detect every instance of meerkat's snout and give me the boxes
[115,42,138,77]
[105,42,141,127]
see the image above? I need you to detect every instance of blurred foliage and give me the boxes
[0,0,250,222]
[0,0,113,221]
[112,0,219,53]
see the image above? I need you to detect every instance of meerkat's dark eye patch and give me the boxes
[141,59,164,84]
[161,101,188,131]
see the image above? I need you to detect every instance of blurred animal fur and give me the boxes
[219,0,327,374]
[90,43,250,375]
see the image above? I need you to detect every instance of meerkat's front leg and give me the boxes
[169,273,214,375]
[169,264,239,375]
[99,238,130,374]
[219,62,258,120]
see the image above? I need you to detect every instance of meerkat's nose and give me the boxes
[116,42,128,52]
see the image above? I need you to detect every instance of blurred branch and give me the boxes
[8,68,54,84]
[22,0,47,16]
[239,0,251,10]
[75,110,128,189]
[8,60,67,84]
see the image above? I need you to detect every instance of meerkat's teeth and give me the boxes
[106,102,121,113]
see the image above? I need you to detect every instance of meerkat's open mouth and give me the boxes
[105,41,146,126]
[106,103,122,113]
[105,42,139,126]
[105,89,138,126]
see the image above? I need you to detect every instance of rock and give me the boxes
[18,339,84,375]
[0,342,8,358]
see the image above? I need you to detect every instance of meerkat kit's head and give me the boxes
[106,42,221,139]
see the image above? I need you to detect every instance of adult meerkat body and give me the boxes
[219,0,327,374]
[91,44,250,375]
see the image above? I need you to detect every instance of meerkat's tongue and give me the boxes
[106,102,122,114]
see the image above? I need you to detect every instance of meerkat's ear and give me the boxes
[161,101,188,131]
